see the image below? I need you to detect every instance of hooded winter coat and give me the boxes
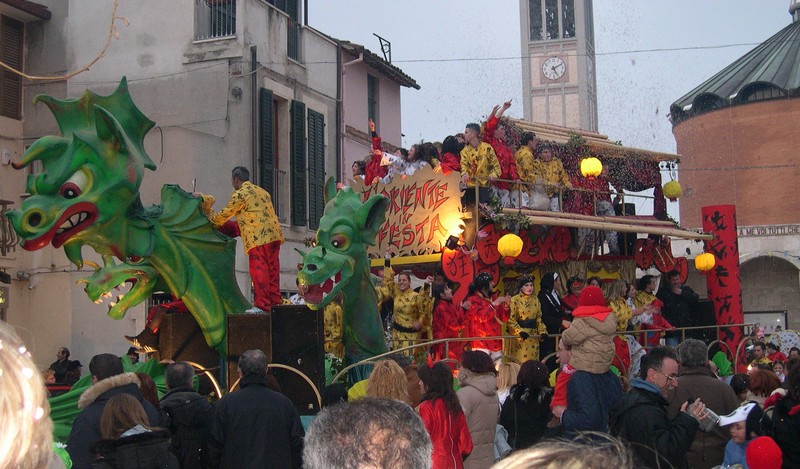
[67,373,163,469]
[457,371,499,469]
[91,429,179,469]
[159,386,213,469]
[561,309,617,374]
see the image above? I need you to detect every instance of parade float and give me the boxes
[3,81,752,440]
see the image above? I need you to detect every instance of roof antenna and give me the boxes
[373,33,391,63]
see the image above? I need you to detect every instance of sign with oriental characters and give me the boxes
[351,166,464,257]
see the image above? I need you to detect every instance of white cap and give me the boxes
[719,402,756,427]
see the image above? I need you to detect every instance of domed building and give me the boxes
[670,1,800,333]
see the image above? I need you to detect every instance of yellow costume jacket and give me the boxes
[533,159,571,197]
[460,142,501,187]
[506,293,548,362]
[200,181,284,253]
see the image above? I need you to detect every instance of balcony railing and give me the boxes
[195,0,236,40]
[0,200,19,257]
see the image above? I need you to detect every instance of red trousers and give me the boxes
[249,241,281,310]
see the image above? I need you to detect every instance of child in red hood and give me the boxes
[634,298,674,348]
[560,286,617,375]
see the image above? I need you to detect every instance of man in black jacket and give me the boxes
[66,353,163,469]
[160,362,213,468]
[656,270,699,346]
[207,349,304,468]
[611,347,706,468]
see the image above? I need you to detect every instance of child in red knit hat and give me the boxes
[560,285,617,375]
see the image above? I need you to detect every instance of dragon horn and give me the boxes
[84,260,101,271]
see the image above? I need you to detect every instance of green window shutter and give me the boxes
[307,109,325,230]
[258,88,275,197]
[290,100,307,226]
[1,15,23,120]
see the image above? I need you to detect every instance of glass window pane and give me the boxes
[529,0,543,41]
[562,0,575,38]
[545,0,559,40]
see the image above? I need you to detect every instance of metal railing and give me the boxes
[330,322,755,383]
[194,0,236,40]
[0,200,19,256]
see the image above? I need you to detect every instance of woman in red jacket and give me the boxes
[418,361,473,469]
[432,283,464,362]
[464,272,509,362]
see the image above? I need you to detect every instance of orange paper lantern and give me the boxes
[695,252,715,272]
[580,157,602,179]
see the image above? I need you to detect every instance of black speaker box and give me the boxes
[226,313,272,389]
[270,305,325,415]
[689,299,716,343]
[158,313,222,395]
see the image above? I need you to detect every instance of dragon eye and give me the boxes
[59,170,90,199]
[330,234,349,250]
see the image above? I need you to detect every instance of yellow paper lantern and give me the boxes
[695,252,716,272]
[498,233,523,265]
[580,157,603,179]
[663,180,683,202]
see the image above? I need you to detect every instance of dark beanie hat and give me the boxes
[517,360,550,388]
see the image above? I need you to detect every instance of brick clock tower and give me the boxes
[519,0,598,131]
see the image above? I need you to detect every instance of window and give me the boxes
[259,88,277,197]
[307,110,325,230]
[194,0,235,40]
[290,100,307,226]
[367,75,378,123]
[562,0,575,39]
[529,0,543,41]
[545,0,559,40]
[740,83,786,103]
[1,15,23,120]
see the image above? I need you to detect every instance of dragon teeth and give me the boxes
[101,292,112,299]
[108,301,116,308]
[117,294,124,301]
[94,299,103,304]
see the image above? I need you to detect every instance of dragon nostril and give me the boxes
[307,264,317,272]
[27,212,42,227]
[321,247,327,257]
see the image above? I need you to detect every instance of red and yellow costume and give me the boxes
[608,297,634,373]
[465,293,507,352]
[505,293,547,362]
[483,115,519,191]
[460,142,501,187]
[532,158,571,197]
[201,181,284,309]
[377,269,430,354]
[432,299,464,361]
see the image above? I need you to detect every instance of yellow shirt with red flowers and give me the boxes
[201,181,284,253]
[460,142,501,187]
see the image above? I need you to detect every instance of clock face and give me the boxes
[542,57,566,80]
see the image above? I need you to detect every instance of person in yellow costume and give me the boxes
[505,275,548,362]
[460,122,501,188]
[199,166,284,313]
[633,275,661,346]
[377,269,431,356]
[531,143,571,211]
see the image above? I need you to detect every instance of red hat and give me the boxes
[578,285,605,307]
[651,299,664,309]
[746,436,782,469]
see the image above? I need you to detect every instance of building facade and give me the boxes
[670,3,800,332]
[518,0,598,131]
[0,0,416,369]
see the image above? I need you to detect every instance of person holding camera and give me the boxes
[611,347,709,469]
[666,339,740,468]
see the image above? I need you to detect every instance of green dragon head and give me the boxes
[77,256,158,320]
[5,78,155,267]
[299,179,388,310]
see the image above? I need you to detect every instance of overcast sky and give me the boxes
[309,0,789,154]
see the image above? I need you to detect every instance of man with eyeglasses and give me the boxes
[611,347,707,469]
